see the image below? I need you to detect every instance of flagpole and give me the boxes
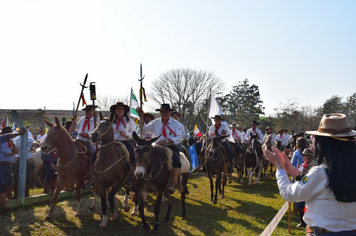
[206,90,212,134]
[43,106,46,133]
[138,63,145,138]
[74,73,88,117]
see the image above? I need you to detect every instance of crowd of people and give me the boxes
[1,105,356,235]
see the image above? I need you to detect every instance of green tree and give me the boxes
[318,95,345,116]
[220,78,264,128]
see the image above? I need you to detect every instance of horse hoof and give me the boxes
[228,180,232,184]
[111,212,119,222]
[210,198,213,202]
[181,216,186,220]
[221,195,224,200]
[99,224,106,229]
[75,213,80,217]
[213,200,217,204]
[124,206,130,212]
[45,216,52,222]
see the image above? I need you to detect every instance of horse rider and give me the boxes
[230,123,243,143]
[137,104,184,194]
[245,120,263,157]
[276,128,288,148]
[110,102,137,170]
[142,112,155,139]
[71,104,98,156]
[284,129,291,146]
[207,115,234,173]
[0,127,26,212]
[263,127,276,146]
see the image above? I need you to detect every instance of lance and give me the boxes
[89,82,98,153]
[74,73,88,117]
[138,63,145,138]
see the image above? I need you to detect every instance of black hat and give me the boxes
[294,131,304,137]
[284,129,289,132]
[155,104,174,112]
[1,127,12,134]
[251,120,259,125]
[210,115,225,120]
[110,102,130,114]
[82,105,98,111]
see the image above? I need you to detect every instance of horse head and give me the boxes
[208,134,228,156]
[132,131,160,180]
[90,115,113,143]
[41,117,66,154]
[264,134,274,151]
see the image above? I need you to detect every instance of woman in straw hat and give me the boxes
[263,114,356,235]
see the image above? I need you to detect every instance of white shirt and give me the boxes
[276,165,356,232]
[245,128,263,144]
[275,134,288,146]
[142,117,184,145]
[284,133,291,144]
[208,122,232,142]
[13,136,37,159]
[230,129,243,142]
[76,116,97,142]
[112,117,137,141]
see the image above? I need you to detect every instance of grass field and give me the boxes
[0,173,306,236]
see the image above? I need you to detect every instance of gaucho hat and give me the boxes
[306,113,356,137]
[82,105,98,111]
[110,102,130,114]
[156,104,174,112]
[2,127,12,134]
[143,113,155,120]
[251,120,259,125]
[210,115,225,120]
[302,148,314,156]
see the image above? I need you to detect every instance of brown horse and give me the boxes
[240,135,263,186]
[41,117,92,221]
[90,116,136,228]
[205,135,228,204]
[230,140,244,179]
[132,131,188,234]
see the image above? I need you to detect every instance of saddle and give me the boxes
[113,141,130,163]
[153,145,190,174]
[74,140,91,160]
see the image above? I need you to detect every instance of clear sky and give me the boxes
[1,1,355,116]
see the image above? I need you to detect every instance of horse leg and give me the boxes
[45,176,64,221]
[240,168,244,184]
[108,186,120,222]
[247,168,253,186]
[256,163,262,184]
[208,173,214,202]
[89,189,97,211]
[75,180,83,217]
[222,170,227,199]
[163,192,173,223]
[99,189,108,228]
[131,191,139,216]
[214,174,221,204]
[139,190,150,231]
[153,190,163,233]
[123,189,130,212]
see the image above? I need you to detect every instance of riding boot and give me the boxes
[43,182,50,194]
[0,193,12,212]
[166,168,180,194]
[49,179,57,195]
[297,208,307,228]
[6,185,13,200]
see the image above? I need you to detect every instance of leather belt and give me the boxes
[307,225,356,235]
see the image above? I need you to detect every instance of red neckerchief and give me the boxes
[82,118,90,132]
[115,117,126,130]
[301,161,309,170]
[7,141,12,148]
[252,128,257,135]
[162,120,176,138]
[214,123,221,135]
[232,131,237,138]
[53,149,57,161]
[279,134,283,140]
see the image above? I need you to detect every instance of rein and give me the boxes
[137,145,168,182]
[94,154,125,174]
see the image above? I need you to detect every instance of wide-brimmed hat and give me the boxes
[251,120,259,125]
[302,148,314,156]
[82,105,99,111]
[2,127,12,134]
[294,131,304,137]
[143,112,155,120]
[171,111,181,117]
[230,123,239,128]
[278,128,284,133]
[110,102,130,114]
[266,126,272,131]
[284,129,289,132]
[211,115,225,120]
[306,113,356,137]
[155,104,174,112]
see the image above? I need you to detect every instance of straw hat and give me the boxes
[306,113,356,137]
[230,123,239,128]
[143,113,155,120]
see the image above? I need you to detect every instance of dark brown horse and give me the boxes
[90,116,135,228]
[240,135,263,186]
[205,135,228,204]
[132,131,188,233]
[230,140,244,179]
[41,117,92,221]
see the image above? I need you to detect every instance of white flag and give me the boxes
[208,94,224,123]
[130,88,140,120]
